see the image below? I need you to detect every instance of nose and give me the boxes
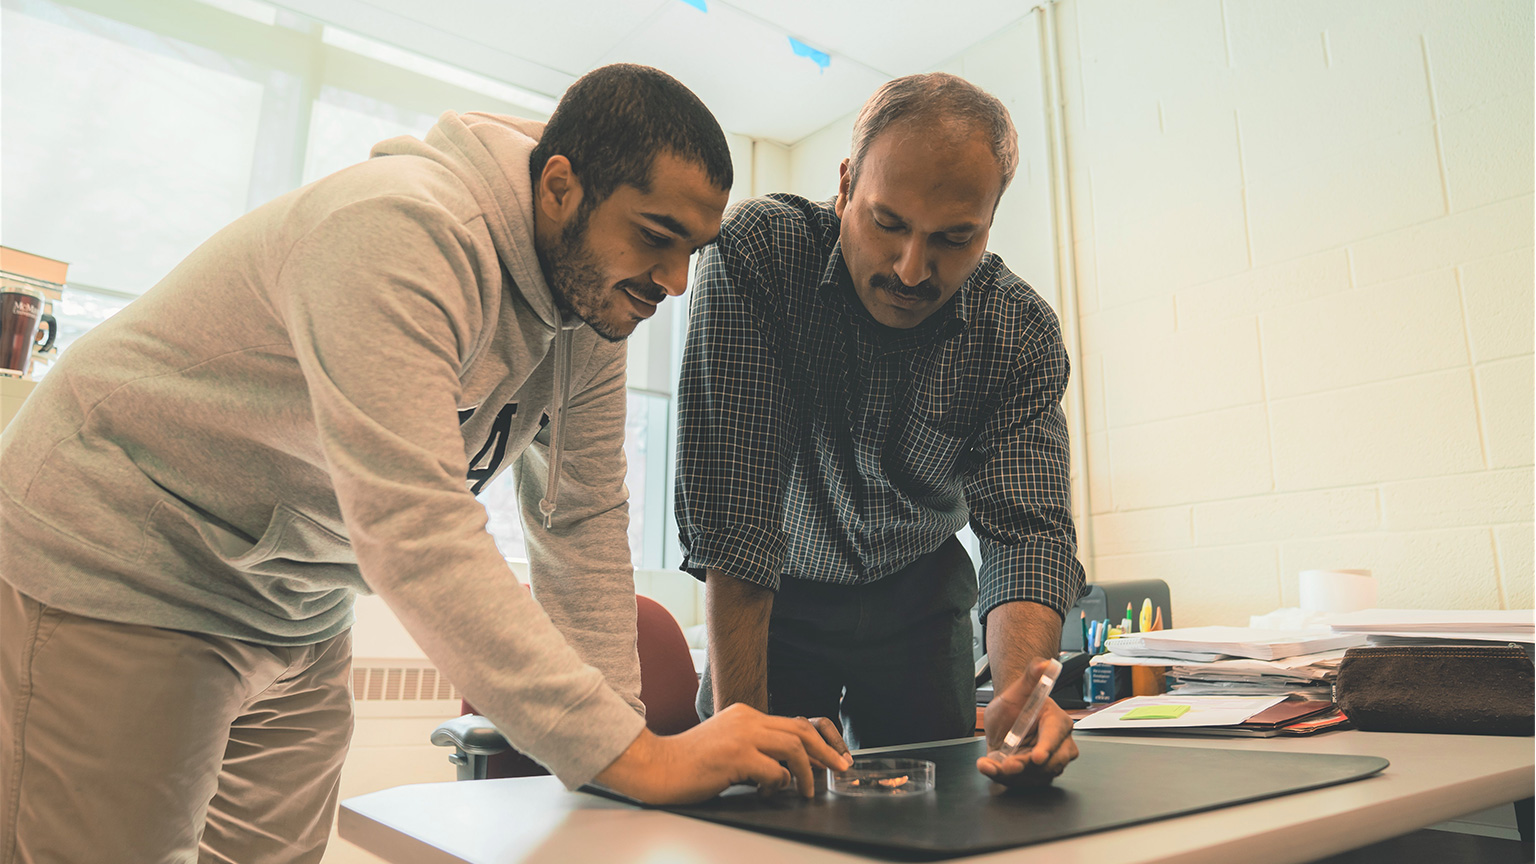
[653,250,690,297]
[893,235,930,288]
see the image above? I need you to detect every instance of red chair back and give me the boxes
[636,594,702,736]
[463,594,700,778]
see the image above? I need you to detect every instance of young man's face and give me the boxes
[540,152,728,342]
[835,125,1001,329]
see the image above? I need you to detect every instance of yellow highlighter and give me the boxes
[1139,598,1152,633]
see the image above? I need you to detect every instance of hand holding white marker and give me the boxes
[986,658,1063,763]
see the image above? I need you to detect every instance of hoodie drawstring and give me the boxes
[539,324,575,528]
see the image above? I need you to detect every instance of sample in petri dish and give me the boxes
[827,758,936,796]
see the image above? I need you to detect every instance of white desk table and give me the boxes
[340,731,1533,864]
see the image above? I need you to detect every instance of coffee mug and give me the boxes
[1,286,57,377]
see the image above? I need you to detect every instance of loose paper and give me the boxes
[1074,696,1285,730]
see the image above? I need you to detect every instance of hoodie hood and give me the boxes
[372,111,563,330]
[372,111,582,526]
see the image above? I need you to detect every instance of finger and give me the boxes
[740,754,794,794]
[980,754,1042,786]
[996,758,1060,787]
[1042,737,1079,776]
[751,728,821,797]
[983,671,1034,732]
[774,716,852,771]
[1028,710,1076,764]
[995,754,1030,776]
[983,659,1053,743]
[775,732,819,798]
[808,716,850,759]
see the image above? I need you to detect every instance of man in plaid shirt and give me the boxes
[676,73,1085,785]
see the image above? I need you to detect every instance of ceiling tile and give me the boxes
[280,0,1040,143]
[596,2,890,143]
[277,0,580,96]
[354,0,670,74]
[724,0,1034,75]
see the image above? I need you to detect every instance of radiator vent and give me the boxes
[352,664,460,701]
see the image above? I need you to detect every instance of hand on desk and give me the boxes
[594,703,853,805]
[976,658,1079,787]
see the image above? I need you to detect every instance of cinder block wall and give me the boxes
[784,0,1534,625]
[1060,0,1532,623]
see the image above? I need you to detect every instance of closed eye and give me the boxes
[640,228,672,248]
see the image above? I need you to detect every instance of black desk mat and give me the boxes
[650,738,1388,860]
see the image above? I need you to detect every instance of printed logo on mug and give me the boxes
[0,286,57,377]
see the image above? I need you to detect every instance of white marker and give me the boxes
[986,658,1063,762]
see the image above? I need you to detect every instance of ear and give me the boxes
[834,158,852,219]
[536,155,584,223]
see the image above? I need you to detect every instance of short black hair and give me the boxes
[529,64,733,209]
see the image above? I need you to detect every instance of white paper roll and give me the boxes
[1298,569,1377,614]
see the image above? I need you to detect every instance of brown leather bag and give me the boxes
[1334,644,1534,736]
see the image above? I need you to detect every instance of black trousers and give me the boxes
[698,536,978,749]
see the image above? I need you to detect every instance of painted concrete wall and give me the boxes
[1058,0,1532,623]
[780,0,1534,625]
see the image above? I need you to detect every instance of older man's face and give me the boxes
[834,125,1002,329]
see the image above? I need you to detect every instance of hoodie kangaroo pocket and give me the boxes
[141,500,358,606]
[225,503,354,577]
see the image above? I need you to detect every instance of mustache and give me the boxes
[869,272,941,302]
[618,278,666,306]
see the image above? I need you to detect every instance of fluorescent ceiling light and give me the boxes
[321,27,558,115]
[190,0,278,26]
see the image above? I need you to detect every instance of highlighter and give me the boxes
[986,658,1064,763]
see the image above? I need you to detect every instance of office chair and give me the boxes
[430,594,700,780]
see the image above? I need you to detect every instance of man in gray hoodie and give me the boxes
[0,64,847,863]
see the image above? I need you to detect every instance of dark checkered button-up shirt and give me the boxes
[674,194,1085,622]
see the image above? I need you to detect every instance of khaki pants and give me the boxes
[0,580,353,864]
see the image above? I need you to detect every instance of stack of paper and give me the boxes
[1099,636,1225,663]
[1097,627,1359,697]
[1164,650,1346,698]
[1108,625,1367,661]
[1328,609,1535,644]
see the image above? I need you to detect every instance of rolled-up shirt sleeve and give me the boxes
[964,312,1087,624]
[674,214,793,592]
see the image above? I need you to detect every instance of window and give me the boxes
[476,389,671,570]
[3,0,676,568]
[2,0,267,297]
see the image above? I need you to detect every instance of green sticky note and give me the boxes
[1121,704,1192,721]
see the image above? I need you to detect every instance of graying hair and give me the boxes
[847,72,1019,199]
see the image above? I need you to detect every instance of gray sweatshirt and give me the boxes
[0,111,647,789]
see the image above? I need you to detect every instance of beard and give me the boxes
[537,210,663,343]
[869,271,942,303]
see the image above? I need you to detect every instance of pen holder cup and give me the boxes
[1131,665,1167,696]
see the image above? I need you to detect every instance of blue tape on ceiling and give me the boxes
[787,37,830,72]
[678,0,708,11]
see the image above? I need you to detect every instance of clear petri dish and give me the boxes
[827,757,936,796]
